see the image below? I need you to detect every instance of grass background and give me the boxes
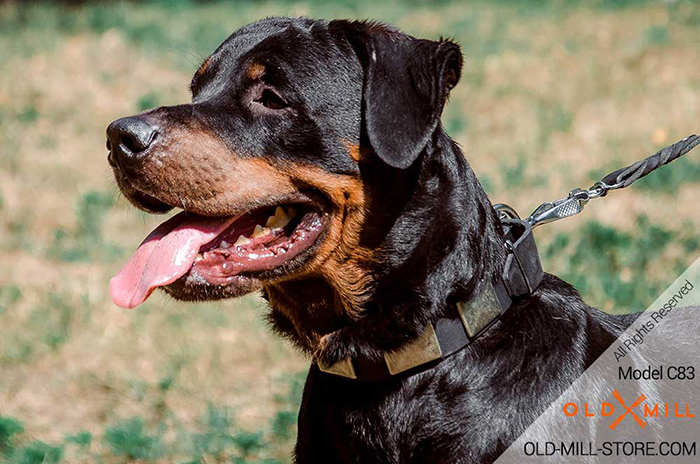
[1,0,699,462]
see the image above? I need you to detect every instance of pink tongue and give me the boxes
[110,212,237,309]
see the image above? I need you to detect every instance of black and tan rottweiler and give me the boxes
[106,17,639,463]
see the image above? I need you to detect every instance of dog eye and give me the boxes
[254,89,288,110]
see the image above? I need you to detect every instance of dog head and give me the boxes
[107,17,462,345]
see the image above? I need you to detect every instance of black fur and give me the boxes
[298,277,637,463]
[107,17,639,463]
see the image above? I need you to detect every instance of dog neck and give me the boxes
[265,130,507,364]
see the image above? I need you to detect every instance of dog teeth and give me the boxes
[251,224,271,238]
[265,206,294,229]
[219,241,230,248]
[195,255,203,262]
[234,235,251,247]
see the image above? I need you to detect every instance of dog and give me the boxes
[105,18,644,463]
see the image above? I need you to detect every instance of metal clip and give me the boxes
[496,179,619,230]
[525,187,593,229]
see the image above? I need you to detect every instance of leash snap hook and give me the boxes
[521,134,699,229]
[587,180,621,198]
[587,181,607,198]
[568,187,591,203]
[525,192,587,229]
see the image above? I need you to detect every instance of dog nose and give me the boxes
[106,117,158,168]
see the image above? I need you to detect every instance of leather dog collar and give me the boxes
[315,134,700,381]
[316,218,544,382]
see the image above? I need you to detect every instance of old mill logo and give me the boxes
[563,390,694,430]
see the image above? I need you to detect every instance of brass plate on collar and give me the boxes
[384,324,442,375]
[457,283,501,338]
[317,357,357,379]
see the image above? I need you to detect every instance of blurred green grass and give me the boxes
[1,372,303,463]
[1,0,699,462]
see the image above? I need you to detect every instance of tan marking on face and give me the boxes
[343,140,373,162]
[345,141,362,162]
[196,57,212,77]
[264,162,378,347]
[247,62,266,80]
[121,125,299,217]
[121,119,377,351]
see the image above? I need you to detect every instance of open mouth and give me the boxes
[110,201,327,309]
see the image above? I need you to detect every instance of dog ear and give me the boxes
[337,22,463,169]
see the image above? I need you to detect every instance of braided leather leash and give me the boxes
[520,134,700,228]
[320,134,699,382]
